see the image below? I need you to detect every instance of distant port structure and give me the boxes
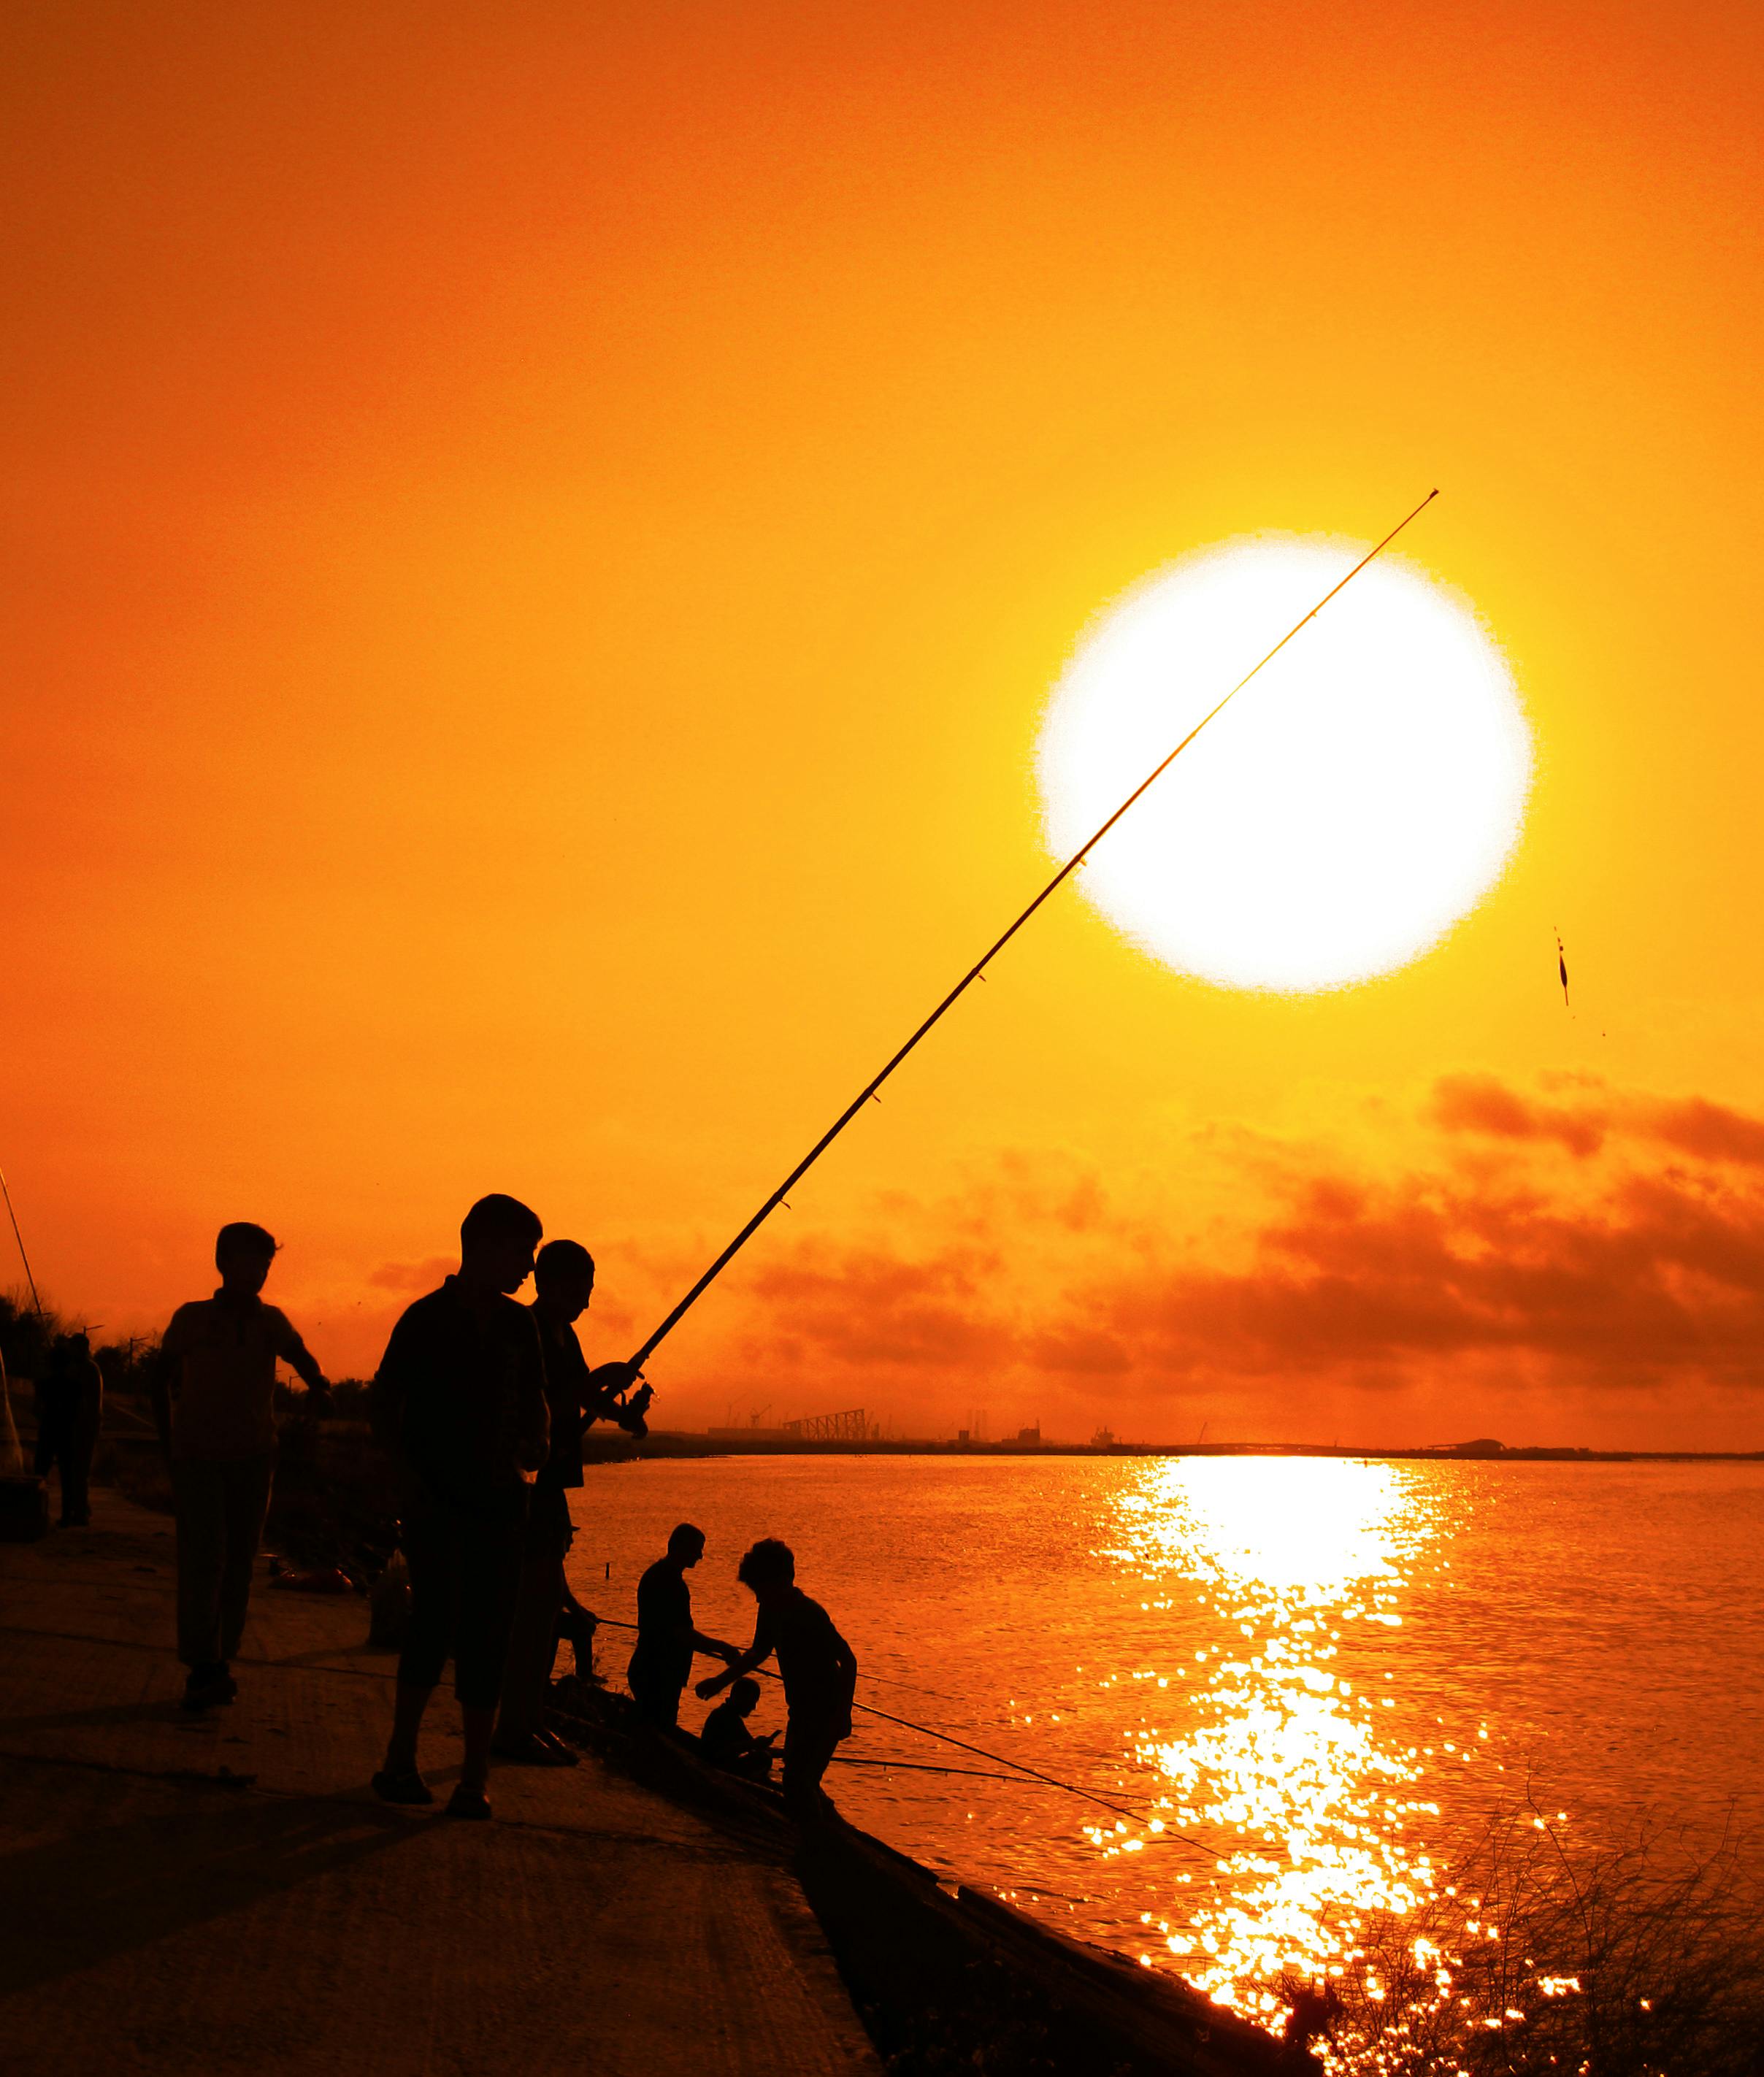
[707,1406,881,1443]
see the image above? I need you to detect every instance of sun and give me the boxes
[1035,537,1531,993]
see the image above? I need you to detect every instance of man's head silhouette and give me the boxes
[215,1221,278,1297]
[459,1194,542,1295]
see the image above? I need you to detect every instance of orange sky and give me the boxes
[4,1,1762,1446]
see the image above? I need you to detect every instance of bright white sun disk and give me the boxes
[1036,538,1531,992]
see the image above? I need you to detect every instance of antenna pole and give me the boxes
[627,489,1440,1374]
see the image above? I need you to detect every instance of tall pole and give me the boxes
[627,490,1440,1375]
[0,1167,44,1316]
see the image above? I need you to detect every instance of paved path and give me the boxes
[0,1490,880,2076]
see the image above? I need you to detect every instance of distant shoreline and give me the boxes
[592,1435,1764,1465]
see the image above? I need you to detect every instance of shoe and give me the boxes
[444,1785,492,1820]
[491,1732,575,1767]
[180,1664,234,1711]
[372,1765,434,1805]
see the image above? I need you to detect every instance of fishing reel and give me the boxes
[610,1380,653,1440]
[588,1367,653,1440]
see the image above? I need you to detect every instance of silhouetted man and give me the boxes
[494,1237,644,1765]
[152,1223,330,1711]
[37,1331,102,1527]
[628,1523,737,1728]
[370,1194,548,1819]
[698,1537,856,1818]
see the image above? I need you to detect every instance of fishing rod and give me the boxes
[831,1754,1059,1786]
[0,1165,45,1315]
[624,489,1439,1378]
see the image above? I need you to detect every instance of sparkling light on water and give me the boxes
[1093,1459,1453,2031]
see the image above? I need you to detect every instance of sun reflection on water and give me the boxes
[1093,1458,1451,2038]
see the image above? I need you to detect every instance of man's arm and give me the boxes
[829,1621,859,1730]
[696,1611,775,1700]
[513,1318,550,1474]
[269,1308,330,1403]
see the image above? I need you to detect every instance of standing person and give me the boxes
[697,1538,857,1819]
[151,1224,330,1711]
[627,1523,738,1729]
[493,1237,645,1765]
[370,1194,549,1819]
[36,1332,102,1527]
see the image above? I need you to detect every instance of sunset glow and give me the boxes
[4,1,1762,1448]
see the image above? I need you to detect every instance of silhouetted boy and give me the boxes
[371,1194,550,1819]
[697,1538,856,1817]
[37,1331,102,1527]
[494,1237,642,1765]
[699,1676,778,1781]
[628,1523,737,1728]
[153,1223,329,1711]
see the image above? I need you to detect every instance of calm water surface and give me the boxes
[564,1456,1764,2037]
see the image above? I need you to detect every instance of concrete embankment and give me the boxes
[0,1491,880,2076]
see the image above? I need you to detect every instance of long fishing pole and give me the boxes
[625,489,1439,1375]
[0,1166,44,1315]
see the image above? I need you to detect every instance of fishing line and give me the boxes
[831,1754,1058,1786]
[626,489,1440,1375]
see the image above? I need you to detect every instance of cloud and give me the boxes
[721,1075,1764,1415]
[367,1256,453,1293]
[741,1237,1013,1368]
[1058,1076,1764,1395]
[1432,1072,1764,1172]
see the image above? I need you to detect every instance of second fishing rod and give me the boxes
[609,488,1439,1398]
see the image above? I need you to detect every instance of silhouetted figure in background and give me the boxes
[36,1331,102,1527]
[698,1537,856,1819]
[699,1675,778,1781]
[494,1237,643,1765]
[151,1224,329,1711]
[628,1523,737,1727]
[370,1194,548,1819]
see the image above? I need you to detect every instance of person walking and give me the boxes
[370,1194,549,1819]
[151,1224,330,1710]
[493,1237,643,1765]
[36,1332,102,1527]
